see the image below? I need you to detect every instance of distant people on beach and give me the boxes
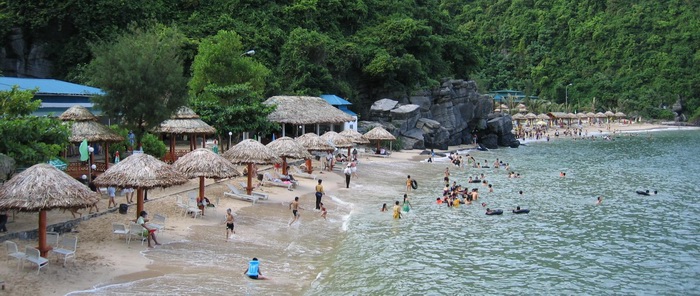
[244,258,267,280]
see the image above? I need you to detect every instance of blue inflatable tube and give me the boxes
[485,209,503,215]
[512,209,530,214]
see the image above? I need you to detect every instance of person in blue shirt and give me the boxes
[244,258,267,280]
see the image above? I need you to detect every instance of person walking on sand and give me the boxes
[343,164,352,188]
[289,197,302,226]
[225,208,235,241]
[244,258,268,280]
[351,160,358,179]
[315,179,325,210]
[406,175,413,193]
[392,201,402,219]
[107,186,116,208]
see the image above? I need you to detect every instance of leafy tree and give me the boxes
[278,28,335,95]
[0,87,69,167]
[85,25,188,148]
[188,30,276,143]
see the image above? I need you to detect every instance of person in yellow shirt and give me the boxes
[392,201,402,219]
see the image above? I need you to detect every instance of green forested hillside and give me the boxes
[2,0,698,121]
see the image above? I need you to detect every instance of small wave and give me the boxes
[328,195,353,231]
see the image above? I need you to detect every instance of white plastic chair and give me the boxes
[127,223,147,245]
[186,198,202,219]
[5,241,25,269]
[51,236,77,267]
[112,222,129,242]
[150,214,166,233]
[46,232,60,248]
[23,246,48,274]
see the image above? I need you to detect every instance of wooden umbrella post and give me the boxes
[198,176,205,215]
[306,158,312,174]
[282,156,288,176]
[38,210,50,257]
[246,163,253,195]
[136,188,144,220]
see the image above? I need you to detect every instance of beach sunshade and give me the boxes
[0,163,100,256]
[295,133,335,151]
[94,153,188,219]
[339,130,370,144]
[266,137,312,176]
[536,120,547,125]
[66,120,125,143]
[0,153,16,178]
[320,131,354,149]
[512,113,525,120]
[58,105,98,122]
[525,113,537,119]
[586,112,596,117]
[364,126,396,153]
[173,148,240,214]
[265,96,354,125]
[605,111,615,117]
[223,139,281,195]
[595,112,606,118]
[153,106,216,134]
[615,112,626,118]
[537,114,549,120]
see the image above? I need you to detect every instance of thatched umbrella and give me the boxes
[173,148,240,216]
[339,129,370,145]
[0,153,15,180]
[321,131,354,162]
[364,126,396,153]
[266,137,312,176]
[0,163,99,256]
[59,105,125,173]
[295,133,334,173]
[264,96,354,137]
[153,106,216,163]
[223,139,281,195]
[94,153,188,220]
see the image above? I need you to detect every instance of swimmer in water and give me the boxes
[596,196,603,205]
[381,203,388,212]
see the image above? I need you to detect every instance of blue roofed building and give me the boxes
[0,77,104,117]
[488,89,538,103]
[320,94,358,131]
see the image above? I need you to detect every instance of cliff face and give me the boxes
[362,79,519,150]
[1,28,54,78]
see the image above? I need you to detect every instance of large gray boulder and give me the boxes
[369,98,399,121]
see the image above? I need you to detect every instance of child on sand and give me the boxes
[320,203,327,220]
[225,208,235,241]
[244,258,268,280]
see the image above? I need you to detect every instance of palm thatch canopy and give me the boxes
[223,139,281,165]
[153,106,216,134]
[173,148,240,179]
[58,105,98,122]
[605,111,615,117]
[500,104,509,109]
[266,137,312,159]
[0,153,15,177]
[265,96,354,125]
[67,120,125,143]
[0,163,99,211]
[586,112,596,117]
[615,112,626,118]
[93,153,188,189]
[320,131,354,148]
[512,113,526,120]
[524,113,537,119]
[339,129,370,144]
[364,126,396,141]
[567,113,576,119]
[595,112,607,118]
[537,113,550,120]
[295,133,335,151]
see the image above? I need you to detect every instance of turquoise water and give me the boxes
[309,129,700,295]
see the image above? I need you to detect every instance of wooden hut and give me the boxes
[265,96,354,137]
[153,106,216,163]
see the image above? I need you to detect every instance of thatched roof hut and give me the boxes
[0,153,15,178]
[363,126,396,141]
[58,105,98,122]
[295,133,335,151]
[153,106,216,134]
[339,129,370,144]
[605,111,615,117]
[265,96,354,125]
[67,120,125,143]
[320,131,354,148]
[615,112,626,118]
[266,137,312,176]
[537,113,550,120]
[512,113,526,120]
[0,163,100,256]
[595,112,607,118]
[524,113,537,120]
[94,153,188,219]
[173,148,240,179]
[223,139,281,194]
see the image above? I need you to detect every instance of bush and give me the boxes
[141,133,167,158]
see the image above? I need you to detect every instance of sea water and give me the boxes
[71,129,700,295]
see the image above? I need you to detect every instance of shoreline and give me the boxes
[0,122,691,295]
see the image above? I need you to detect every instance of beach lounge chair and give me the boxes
[223,184,259,204]
[23,247,48,274]
[112,222,129,242]
[5,241,25,269]
[271,171,299,187]
[290,165,317,180]
[51,236,77,267]
[150,214,166,234]
[127,223,147,245]
[175,195,189,216]
[262,172,294,190]
[236,182,270,200]
[46,232,60,248]
[186,197,202,219]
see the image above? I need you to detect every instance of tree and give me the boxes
[188,30,276,144]
[85,24,188,147]
[0,87,69,167]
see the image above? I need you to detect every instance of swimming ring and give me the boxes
[485,209,503,215]
[512,209,530,214]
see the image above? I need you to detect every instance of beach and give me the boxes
[0,121,695,295]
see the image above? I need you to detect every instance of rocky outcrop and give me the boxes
[1,28,54,78]
[672,97,687,122]
[363,79,519,150]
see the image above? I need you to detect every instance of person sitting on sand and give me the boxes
[244,258,268,280]
[137,211,161,248]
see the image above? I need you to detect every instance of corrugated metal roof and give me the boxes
[338,105,357,117]
[0,77,104,96]
[320,94,352,106]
